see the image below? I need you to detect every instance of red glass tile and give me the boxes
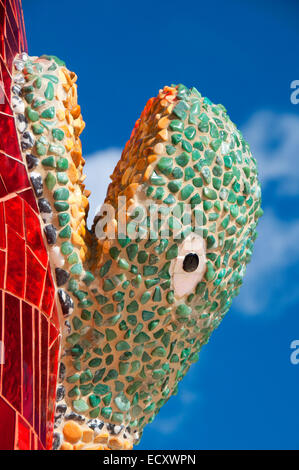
[42,267,55,317]
[6,225,25,297]
[18,188,38,212]
[0,59,12,112]
[0,3,4,60]
[5,7,20,58]
[34,308,40,435]
[33,432,39,450]
[0,202,5,248]
[2,292,21,412]
[0,114,23,160]
[31,431,35,450]
[22,301,33,426]
[40,314,49,446]
[47,336,59,449]
[13,0,27,53]
[0,175,8,198]
[0,93,13,115]
[0,396,16,450]
[0,250,5,289]
[5,195,24,237]
[24,202,47,267]
[17,415,30,450]
[4,36,15,71]
[30,431,35,450]
[0,154,29,194]
[25,247,46,307]
[51,301,60,329]
[0,56,12,102]
[49,322,59,348]
[0,291,2,379]
[7,0,19,27]
[37,438,45,450]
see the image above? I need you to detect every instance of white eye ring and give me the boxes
[170,233,206,298]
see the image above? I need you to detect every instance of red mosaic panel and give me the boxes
[19,187,39,212]
[0,114,23,159]
[2,292,22,412]
[24,202,48,267]
[25,247,47,306]
[40,314,49,444]
[6,225,26,297]
[0,395,16,449]
[4,193,24,237]
[0,250,5,288]
[17,415,31,450]
[34,307,40,437]
[42,267,56,316]
[22,301,34,426]
[0,176,8,198]
[0,55,12,103]
[0,202,5,248]
[0,0,60,450]
[47,337,60,446]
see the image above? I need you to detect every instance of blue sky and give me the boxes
[24,0,299,449]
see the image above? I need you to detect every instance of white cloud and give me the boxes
[234,111,299,314]
[150,383,202,436]
[235,211,299,315]
[242,111,299,195]
[151,413,185,435]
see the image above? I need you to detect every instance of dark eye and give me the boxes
[183,253,199,273]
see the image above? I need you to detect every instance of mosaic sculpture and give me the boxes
[0,0,262,450]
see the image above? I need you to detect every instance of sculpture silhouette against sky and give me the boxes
[0,0,262,450]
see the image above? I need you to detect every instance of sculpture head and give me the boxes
[10,52,262,450]
[87,84,263,440]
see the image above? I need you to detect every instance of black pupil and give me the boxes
[183,253,199,273]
